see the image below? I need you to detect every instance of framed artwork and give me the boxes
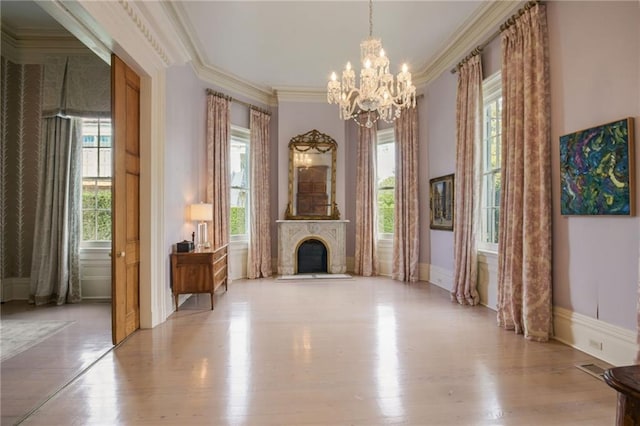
[430,174,454,231]
[560,117,635,216]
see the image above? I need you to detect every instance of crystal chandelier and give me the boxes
[327,0,416,128]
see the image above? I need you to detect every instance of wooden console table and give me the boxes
[604,365,640,425]
[170,244,228,311]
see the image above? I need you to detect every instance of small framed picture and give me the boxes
[430,174,454,231]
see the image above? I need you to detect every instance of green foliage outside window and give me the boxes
[82,188,112,241]
[378,176,395,234]
[230,207,246,235]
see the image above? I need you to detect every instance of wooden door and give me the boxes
[111,54,140,345]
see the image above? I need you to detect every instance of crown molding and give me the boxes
[415,0,523,85]
[1,29,92,64]
[163,1,275,106]
[274,87,327,104]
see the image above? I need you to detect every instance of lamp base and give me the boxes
[197,222,210,250]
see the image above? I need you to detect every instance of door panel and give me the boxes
[112,54,141,345]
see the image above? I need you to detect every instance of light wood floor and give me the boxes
[1,300,112,425]
[15,277,616,425]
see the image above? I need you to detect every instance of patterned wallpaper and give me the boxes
[0,57,43,279]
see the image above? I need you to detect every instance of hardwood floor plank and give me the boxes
[17,277,615,425]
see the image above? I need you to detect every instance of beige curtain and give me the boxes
[452,55,482,305]
[206,93,230,249]
[392,106,419,282]
[497,3,552,342]
[247,108,272,278]
[30,117,82,305]
[354,122,378,276]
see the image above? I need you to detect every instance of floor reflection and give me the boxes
[227,302,250,421]
[376,304,404,418]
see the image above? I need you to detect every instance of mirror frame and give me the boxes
[285,129,340,220]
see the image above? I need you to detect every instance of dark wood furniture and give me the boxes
[604,365,640,425]
[170,244,228,311]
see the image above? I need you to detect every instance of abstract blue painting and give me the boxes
[560,118,635,215]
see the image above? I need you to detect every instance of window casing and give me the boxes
[229,126,250,242]
[479,72,502,252]
[81,117,112,247]
[376,128,395,240]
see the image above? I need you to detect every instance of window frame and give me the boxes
[80,117,112,249]
[229,125,251,242]
[478,71,502,253]
[376,127,395,241]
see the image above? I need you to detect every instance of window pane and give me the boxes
[96,211,112,241]
[99,148,112,178]
[493,208,500,244]
[230,140,248,189]
[377,188,394,234]
[493,172,501,208]
[377,142,395,183]
[230,187,247,235]
[96,183,112,209]
[83,179,97,209]
[83,211,96,241]
[83,147,98,177]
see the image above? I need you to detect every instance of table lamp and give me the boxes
[190,203,213,249]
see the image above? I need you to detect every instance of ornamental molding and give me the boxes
[274,88,327,104]
[162,1,274,106]
[415,0,523,85]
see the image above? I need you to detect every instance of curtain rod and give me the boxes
[450,0,541,74]
[206,88,272,116]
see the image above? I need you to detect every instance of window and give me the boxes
[479,72,502,251]
[230,126,250,241]
[81,118,112,243]
[376,128,395,239]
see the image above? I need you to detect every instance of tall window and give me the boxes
[480,72,502,250]
[81,118,112,243]
[377,128,395,239]
[230,126,250,241]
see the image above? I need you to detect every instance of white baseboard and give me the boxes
[553,306,637,366]
[419,262,430,282]
[428,264,453,292]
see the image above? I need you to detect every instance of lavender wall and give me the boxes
[164,64,275,284]
[425,72,457,272]
[548,1,640,329]
[164,64,206,267]
[424,1,640,331]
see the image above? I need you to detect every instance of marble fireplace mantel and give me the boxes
[277,220,349,275]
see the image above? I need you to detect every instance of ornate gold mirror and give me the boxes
[285,129,340,220]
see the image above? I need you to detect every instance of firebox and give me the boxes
[297,239,327,274]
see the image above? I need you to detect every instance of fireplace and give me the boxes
[277,220,348,275]
[297,239,328,273]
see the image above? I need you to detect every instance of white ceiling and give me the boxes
[1,1,488,91]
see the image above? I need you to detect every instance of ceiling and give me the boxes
[1,1,488,91]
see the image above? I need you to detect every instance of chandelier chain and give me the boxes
[369,0,373,37]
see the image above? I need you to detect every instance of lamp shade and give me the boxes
[190,203,213,222]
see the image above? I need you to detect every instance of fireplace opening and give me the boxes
[297,239,327,274]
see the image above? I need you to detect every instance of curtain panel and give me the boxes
[452,54,482,305]
[206,94,231,249]
[497,3,552,342]
[30,116,81,305]
[354,122,378,276]
[392,105,420,282]
[248,109,272,278]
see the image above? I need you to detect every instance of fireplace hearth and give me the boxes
[277,220,348,275]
